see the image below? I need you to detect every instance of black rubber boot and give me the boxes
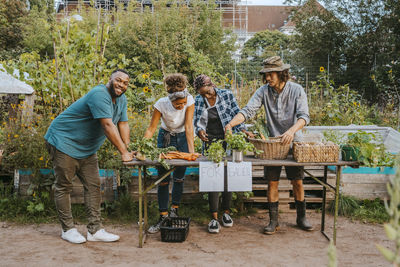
[296,200,314,231]
[264,202,279,235]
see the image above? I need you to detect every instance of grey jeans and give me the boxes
[46,142,102,234]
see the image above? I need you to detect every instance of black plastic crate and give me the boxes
[160,217,191,242]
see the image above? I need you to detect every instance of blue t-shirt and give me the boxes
[44,84,128,159]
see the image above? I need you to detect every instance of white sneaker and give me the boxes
[61,228,86,244]
[222,213,233,227]
[87,229,120,242]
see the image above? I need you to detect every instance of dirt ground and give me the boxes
[0,212,394,267]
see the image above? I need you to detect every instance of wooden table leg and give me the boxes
[143,167,148,231]
[138,167,143,248]
[333,165,342,245]
[321,166,327,238]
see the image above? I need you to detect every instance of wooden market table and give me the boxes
[123,156,359,247]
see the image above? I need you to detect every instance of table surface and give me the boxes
[123,156,359,167]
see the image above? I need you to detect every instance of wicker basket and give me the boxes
[248,137,290,160]
[293,142,339,163]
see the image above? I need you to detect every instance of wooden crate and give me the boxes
[341,173,392,199]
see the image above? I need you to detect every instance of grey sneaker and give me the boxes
[222,213,233,227]
[208,219,221,233]
[147,214,167,234]
[169,207,179,218]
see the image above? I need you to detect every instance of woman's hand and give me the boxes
[198,130,209,142]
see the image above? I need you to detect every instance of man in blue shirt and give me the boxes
[45,69,133,244]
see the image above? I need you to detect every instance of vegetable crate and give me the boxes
[160,217,191,242]
[293,142,339,162]
[248,137,290,160]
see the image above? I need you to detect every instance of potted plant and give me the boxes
[205,140,226,165]
[225,132,257,162]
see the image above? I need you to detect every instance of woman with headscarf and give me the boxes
[145,73,195,234]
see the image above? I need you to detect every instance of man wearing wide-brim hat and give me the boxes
[225,56,313,234]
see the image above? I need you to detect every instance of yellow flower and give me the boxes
[353,101,357,106]
[371,74,376,80]
[142,73,150,79]
[39,156,44,161]
[2,122,6,125]
[388,69,393,74]
[50,116,55,120]
[226,77,229,83]
[14,134,19,138]
[143,86,149,93]
[319,66,325,72]
[33,192,36,197]
[128,107,132,112]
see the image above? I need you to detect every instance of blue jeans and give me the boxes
[157,128,188,212]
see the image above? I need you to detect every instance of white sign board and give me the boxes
[227,162,252,192]
[199,162,224,192]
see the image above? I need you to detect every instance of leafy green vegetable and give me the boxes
[225,132,258,155]
[129,139,175,169]
[205,140,226,163]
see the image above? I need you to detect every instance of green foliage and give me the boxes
[2,116,52,173]
[128,138,175,169]
[329,195,390,224]
[106,0,235,83]
[247,119,269,140]
[287,0,347,81]
[377,155,400,265]
[345,131,395,167]
[308,72,379,126]
[20,7,54,57]
[225,132,257,154]
[239,30,291,80]
[0,0,27,60]
[205,140,226,163]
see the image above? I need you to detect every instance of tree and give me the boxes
[105,1,235,84]
[238,30,291,81]
[0,0,27,60]
[286,0,347,82]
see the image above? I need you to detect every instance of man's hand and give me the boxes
[280,129,295,145]
[198,130,209,142]
[242,130,255,139]
[121,151,134,162]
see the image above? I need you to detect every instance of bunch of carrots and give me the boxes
[160,151,201,161]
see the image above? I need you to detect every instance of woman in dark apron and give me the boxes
[193,74,249,233]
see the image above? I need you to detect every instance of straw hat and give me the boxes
[259,56,290,74]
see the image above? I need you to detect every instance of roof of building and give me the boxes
[0,71,34,95]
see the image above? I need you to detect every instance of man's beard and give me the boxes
[109,82,125,98]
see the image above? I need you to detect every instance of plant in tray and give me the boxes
[342,131,395,167]
[205,140,226,164]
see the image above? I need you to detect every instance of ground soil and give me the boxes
[0,212,394,267]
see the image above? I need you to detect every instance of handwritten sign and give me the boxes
[227,162,252,192]
[199,162,224,192]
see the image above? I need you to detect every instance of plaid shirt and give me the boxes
[194,88,245,136]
